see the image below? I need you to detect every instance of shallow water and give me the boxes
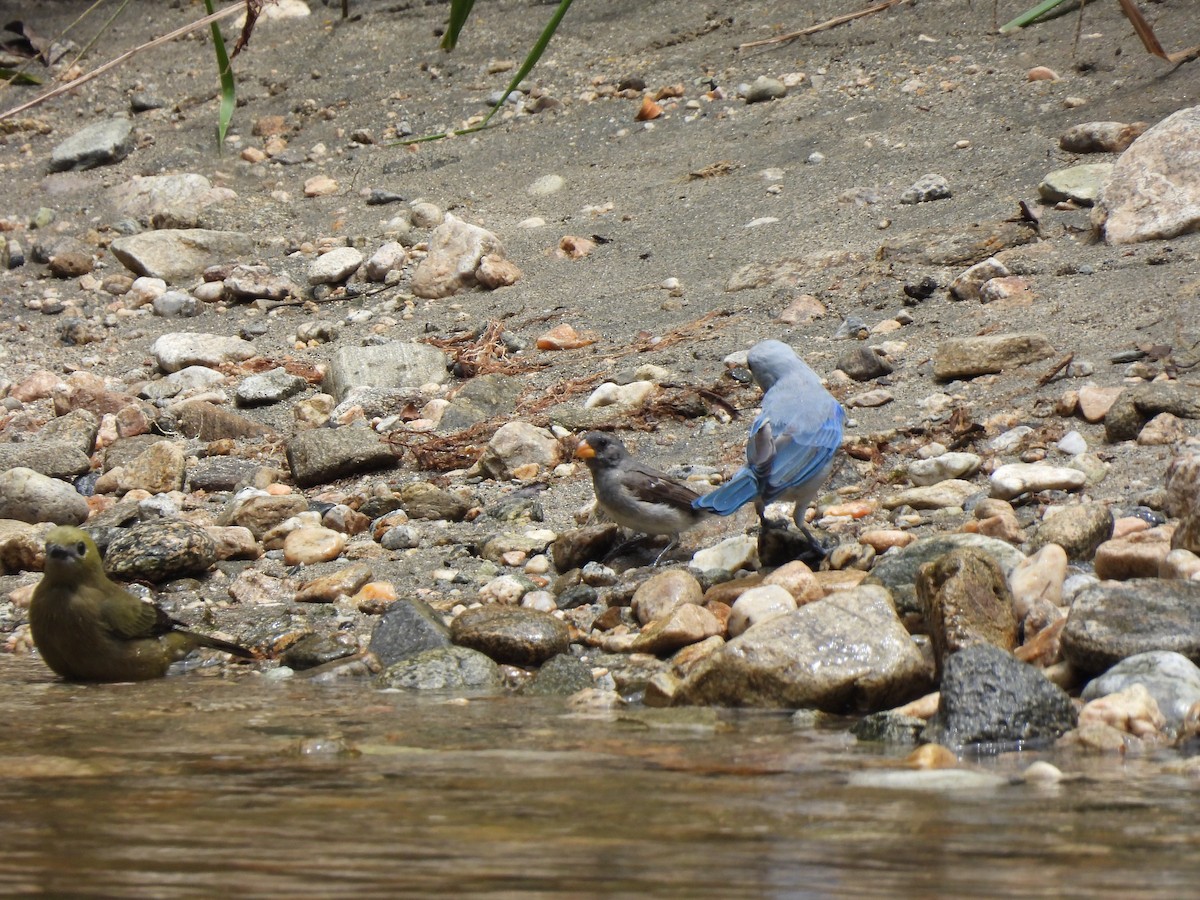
[2,655,1198,898]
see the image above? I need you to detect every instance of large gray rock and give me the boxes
[1062,579,1200,674]
[49,118,133,172]
[934,333,1055,381]
[1081,650,1200,735]
[368,597,453,668]
[0,444,91,479]
[111,229,256,282]
[673,585,932,712]
[375,646,502,691]
[1103,383,1200,442]
[324,342,448,401]
[0,467,88,525]
[285,425,397,487]
[923,643,1077,749]
[1094,105,1200,244]
[410,213,516,299]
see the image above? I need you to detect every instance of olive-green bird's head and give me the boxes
[43,525,106,581]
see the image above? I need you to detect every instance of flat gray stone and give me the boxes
[285,425,397,487]
[368,597,453,668]
[49,118,133,172]
[324,342,448,401]
[1062,579,1200,675]
[111,229,256,282]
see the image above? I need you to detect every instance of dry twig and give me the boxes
[738,0,907,51]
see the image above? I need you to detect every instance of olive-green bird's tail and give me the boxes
[181,630,258,660]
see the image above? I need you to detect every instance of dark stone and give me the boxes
[551,525,620,572]
[523,653,594,696]
[837,345,895,382]
[556,584,598,610]
[923,644,1077,750]
[175,400,273,441]
[375,646,502,691]
[851,711,927,744]
[438,373,523,431]
[367,597,453,668]
[187,456,261,492]
[279,632,359,670]
[286,425,397,487]
[103,520,219,582]
[450,605,570,667]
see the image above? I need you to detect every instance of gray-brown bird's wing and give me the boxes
[622,462,702,508]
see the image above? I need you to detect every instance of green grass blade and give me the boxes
[1000,0,1071,33]
[0,69,45,86]
[203,0,236,147]
[441,0,477,51]
[479,0,573,129]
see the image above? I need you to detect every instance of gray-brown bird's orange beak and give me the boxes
[575,439,596,460]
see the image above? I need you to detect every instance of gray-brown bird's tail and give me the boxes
[184,630,258,660]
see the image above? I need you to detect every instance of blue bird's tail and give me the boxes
[692,468,759,516]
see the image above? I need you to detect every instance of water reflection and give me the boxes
[2,655,1198,897]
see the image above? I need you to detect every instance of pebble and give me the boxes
[449,605,569,666]
[744,76,786,103]
[49,118,134,172]
[150,332,256,373]
[882,479,979,511]
[907,452,981,487]
[690,534,759,574]
[0,467,89,525]
[631,569,703,626]
[899,174,951,205]
[934,333,1055,381]
[727,584,796,637]
[1038,163,1112,206]
[307,246,363,285]
[283,526,347,565]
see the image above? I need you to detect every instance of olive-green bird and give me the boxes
[29,525,255,682]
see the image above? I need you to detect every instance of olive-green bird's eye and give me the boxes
[76,542,87,556]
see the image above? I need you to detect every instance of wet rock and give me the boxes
[899,173,951,205]
[631,568,703,625]
[280,632,359,670]
[1062,579,1200,674]
[110,229,256,282]
[1037,163,1112,206]
[398,481,470,521]
[1028,502,1113,560]
[923,644,1077,749]
[673,585,931,712]
[1081,650,1200,735]
[1059,121,1146,154]
[990,463,1087,500]
[175,400,273,440]
[478,530,555,563]
[523,653,595,695]
[324,341,448,401]
[104,520,218,581]
[1093,105,1200,244]
[475,421,562,480]
[151,332,256,373]
[49,118,133,171]
[837,346,894,382]
[851,711,927,745]
[236,368,307,407]
[917,548,1018,675]
[934,332,1055,381]
[0,468,88,525]
[632,603,724,654]
[376,646,502,691]
[368,597,453,667]
[449,605,570,666]
[104,173,236,228]
[410,213,520,299]
[761,560,823,604]
[870,534,1025,627]
[1104,383,1200,442]
[285,425,396,487]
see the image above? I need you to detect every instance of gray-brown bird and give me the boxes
[29,525,255,682]
[575,432,709,565]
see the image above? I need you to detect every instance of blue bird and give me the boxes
[694,340,843,547]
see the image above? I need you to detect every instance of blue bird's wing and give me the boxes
[762,403,844,498]
[692,466,759,515]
